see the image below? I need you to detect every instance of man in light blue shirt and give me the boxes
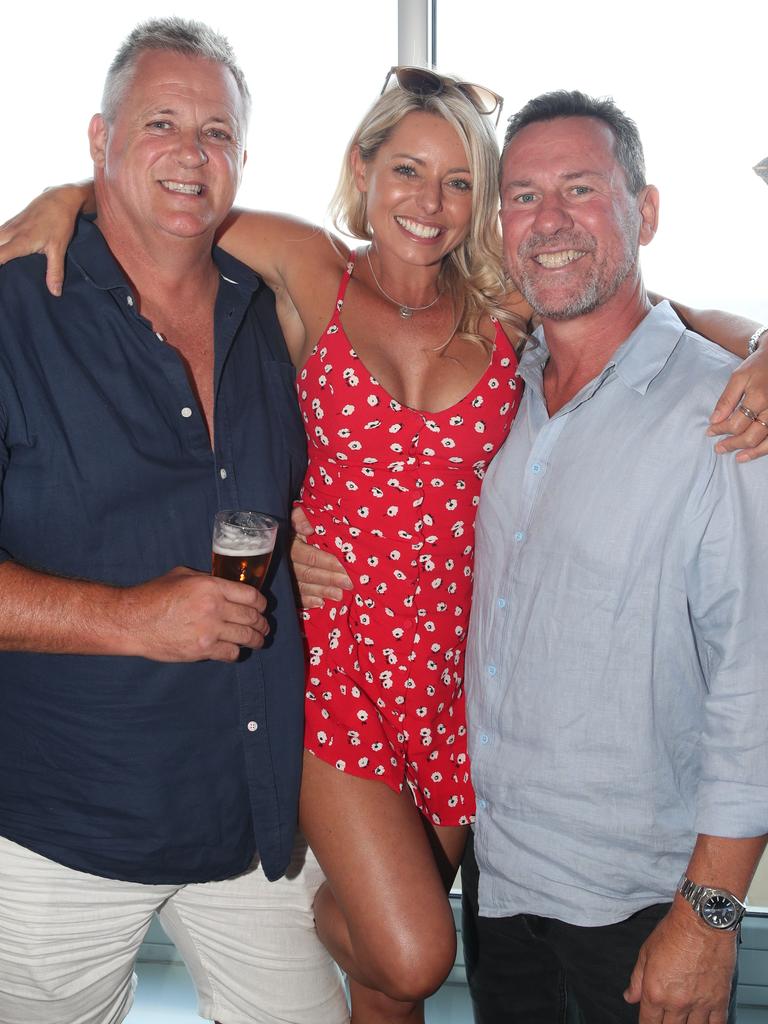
[463,91,768,1023]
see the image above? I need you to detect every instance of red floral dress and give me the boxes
[296,253,521,826]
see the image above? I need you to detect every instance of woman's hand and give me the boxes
[708,337,768,462]
[290,507,352,609]
[0,182,93,296]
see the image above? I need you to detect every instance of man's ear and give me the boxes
[638,185,659,247]
[350,145,368,194]
[89,114,108,167]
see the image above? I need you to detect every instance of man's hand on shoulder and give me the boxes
[624,900,736,1023]
[119,567,269,663]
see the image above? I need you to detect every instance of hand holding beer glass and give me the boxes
[212,511,278,590]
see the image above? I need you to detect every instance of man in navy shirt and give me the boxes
[0,17,347,1024]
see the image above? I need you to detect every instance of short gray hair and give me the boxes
[503,90,646,195]
[101,17,251,126]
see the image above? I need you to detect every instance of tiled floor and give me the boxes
[126,961,473,1023]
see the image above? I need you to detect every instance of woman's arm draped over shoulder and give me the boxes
[0,181,333,299]
[214,209,333,291]
[0,183,348,368]
[651,293,768,462]
[659,296,761,359]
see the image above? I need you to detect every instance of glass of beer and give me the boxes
[211,510,278,590]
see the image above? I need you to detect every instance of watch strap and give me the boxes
[747,325,768,356]
[677,873,746,931]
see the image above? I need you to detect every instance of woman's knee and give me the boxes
[358,920,457,1001]
[314,879,456,999]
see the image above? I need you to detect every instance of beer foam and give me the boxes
[213,523,274,556]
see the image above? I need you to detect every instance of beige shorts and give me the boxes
[0,834,348,1024]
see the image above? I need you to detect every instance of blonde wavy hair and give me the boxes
[330,77,525,346]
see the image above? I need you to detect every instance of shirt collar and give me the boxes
[519,300,687,398]
[68,214,263,298]
[611,301,687,394]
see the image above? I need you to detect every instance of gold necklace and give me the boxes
[366,248,442,320]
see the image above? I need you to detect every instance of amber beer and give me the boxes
[211,511,278,591]
[212,545,273,588]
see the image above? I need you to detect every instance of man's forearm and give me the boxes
[0,560,131,655]
[0,559,269,663]
[624,834,767,1016]
[681,833,768,904]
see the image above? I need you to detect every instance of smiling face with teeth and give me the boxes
[89,49,246,250]
[352,111,474,271]
[500,116,658,322]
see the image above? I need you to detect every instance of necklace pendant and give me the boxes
[399,306,413,319]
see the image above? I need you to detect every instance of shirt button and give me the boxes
[477,798,488,810]
[480,733,490,745]
[514,531,525,543]
[247,721,258,732]
[497,597,507,609]
[181,407,193,418]
[219,468,228,480]
[126,295,134,307]
[531,462,543,474]
[487,665,497,677]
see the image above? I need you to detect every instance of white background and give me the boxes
[2,0,766,320]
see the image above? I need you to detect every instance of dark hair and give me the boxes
[102,17,250,126]
[503,90,646,194]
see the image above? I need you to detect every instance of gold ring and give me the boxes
[757,417,768,431]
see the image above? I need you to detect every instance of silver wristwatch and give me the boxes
[747,325,768,356]
[677,874,746,931]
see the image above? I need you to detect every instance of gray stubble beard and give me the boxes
[512,208,640,322]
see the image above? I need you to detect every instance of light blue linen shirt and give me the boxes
[467,301,768,926]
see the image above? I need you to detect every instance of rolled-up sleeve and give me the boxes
[686,454,768,836]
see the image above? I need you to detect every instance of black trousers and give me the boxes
[461,836,738,1024]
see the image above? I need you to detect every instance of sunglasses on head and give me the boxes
[380,66,504,127]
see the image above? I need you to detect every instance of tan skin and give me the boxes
[4,107,768,1023]
[218,111,488,1023]
[227,112,484,1022]
[289,120,768,1024]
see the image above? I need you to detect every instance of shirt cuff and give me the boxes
[696,780,768,838]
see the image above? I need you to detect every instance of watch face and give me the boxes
[701,893,739,929]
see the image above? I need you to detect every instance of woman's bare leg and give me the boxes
[300,751,468,1023]
[345,818,466,1024]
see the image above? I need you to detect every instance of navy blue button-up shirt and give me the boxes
[0,217,308,884]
